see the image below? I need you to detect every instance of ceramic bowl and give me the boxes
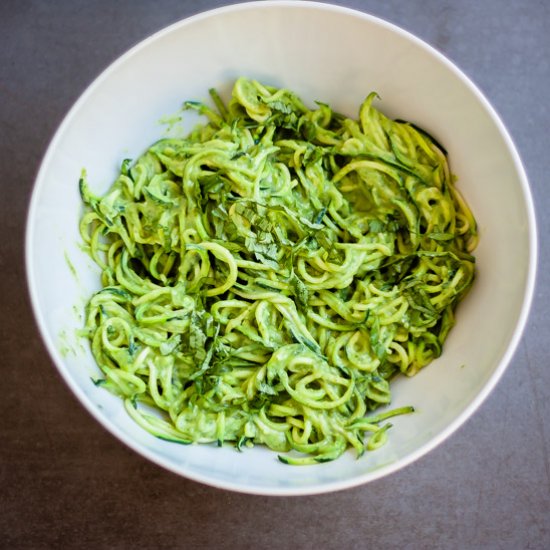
[26,1,536,495]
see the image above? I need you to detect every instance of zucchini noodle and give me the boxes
[78,77,477,465]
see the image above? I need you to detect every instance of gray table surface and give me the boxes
[2,1,549,548]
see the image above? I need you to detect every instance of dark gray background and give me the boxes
[2,1,549,548]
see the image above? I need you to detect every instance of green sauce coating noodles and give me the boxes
[79,77,477,464]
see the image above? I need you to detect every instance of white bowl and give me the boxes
[26,1,537,495]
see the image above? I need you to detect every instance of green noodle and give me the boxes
[78,77,477,465]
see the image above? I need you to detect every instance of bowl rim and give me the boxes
[25,0,538,496]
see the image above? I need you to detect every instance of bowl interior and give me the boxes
[26,1,536,495]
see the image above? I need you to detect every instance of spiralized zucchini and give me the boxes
[79,77,477,465]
